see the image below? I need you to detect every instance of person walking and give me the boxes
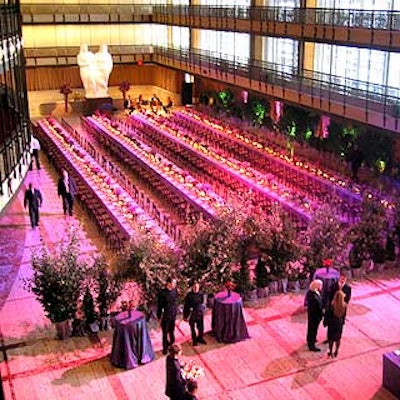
[326,290,347,358]
[165,344,187,400]
[157,277,178,355]
[183,280,206,347]
[57,169,77,216]
[24,183,43,228]
[30,136,41,170]
[306,279,324,352]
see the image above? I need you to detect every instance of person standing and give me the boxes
[24,183,43,228]
[57,169,77,216]
[165,344,187,400]
[30,136,41,170]
[157,277,178,355]
[326,290,347,358]
[183,380,198,400]
[306,279,323,352]
[183,280,206,347]
[328,270,352,317]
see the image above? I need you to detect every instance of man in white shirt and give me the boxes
[30,136,41,170]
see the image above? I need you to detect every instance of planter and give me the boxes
[375,262,385,273]
[280,277,289,293]
[99,316,110,331]
[288,280,301,292]
[244,289,258,302]
[385,260,396,269]
[55,320,71,340]
[351,267,363,280]
[256,287,269,298]
[299,277,310,290]
[268,280,279,295]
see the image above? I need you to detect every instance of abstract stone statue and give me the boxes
[77,44,113,99]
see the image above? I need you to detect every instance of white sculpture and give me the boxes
[77,44,113,99]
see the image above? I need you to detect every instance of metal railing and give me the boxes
[20,4,400,31]
[155,46,400,113]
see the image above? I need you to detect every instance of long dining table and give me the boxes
[130,112,312,224]
[83,115,225,221]
[37,117,176,248]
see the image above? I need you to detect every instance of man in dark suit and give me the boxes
[24,183,43,228]
[57,169,77,216]
[157,277,178,355]
[183,280,206,347]
[306,279,324,351]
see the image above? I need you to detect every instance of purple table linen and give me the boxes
[383,351,400,398]
[110,310,155,370]
[211,291,250,343]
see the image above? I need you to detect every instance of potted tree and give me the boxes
[23,231,87,339]
[93,256,123,330]
[119,230,181,320]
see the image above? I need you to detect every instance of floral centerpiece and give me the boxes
[322,258,333,272]
[181,360,204,381]
[225,280,236,297]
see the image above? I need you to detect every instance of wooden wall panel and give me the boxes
[25,64,182,94]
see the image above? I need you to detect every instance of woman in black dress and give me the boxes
[326,290,347,358]
[165,344,187,400]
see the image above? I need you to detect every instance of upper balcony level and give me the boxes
[22,45,400,135]
[20,4,400,52]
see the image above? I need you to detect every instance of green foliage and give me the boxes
[93,256,123,317]
[304,204,347,269]
[353,195,388,262]
[119,231,181,313]
[264,206,299,278]
[182,210,237,294]
[24,230,88,323]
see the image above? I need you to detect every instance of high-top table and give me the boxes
[211,291,250,343]
[383,351,400,398]
[313,267,340,307]
[110,310,155,370]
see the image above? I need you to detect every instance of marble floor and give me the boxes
[1,106,400,399]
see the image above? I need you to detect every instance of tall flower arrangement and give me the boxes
[181,208,237,294]
[304,204,348,270]
[119,80,131,100]
[264,205,299,278]
[23,229,88,325]
[60,82,72,113]
[119,229,181,314]
[353,195,389,264]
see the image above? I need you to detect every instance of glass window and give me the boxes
[199,31,250,62]
[264,37,298,73]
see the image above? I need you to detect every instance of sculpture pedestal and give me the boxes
[82,97,113,116]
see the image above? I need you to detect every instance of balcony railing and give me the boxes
[153,5,400,30]
[20,4,400,31]
[154,46,399,123]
